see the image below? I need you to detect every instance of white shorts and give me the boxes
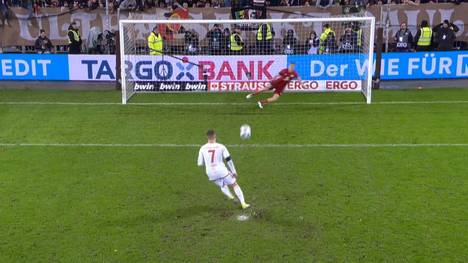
[211,173,236,187]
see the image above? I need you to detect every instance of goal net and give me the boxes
[119,16,375,104]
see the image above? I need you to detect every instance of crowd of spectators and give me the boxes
[21,17,461,54]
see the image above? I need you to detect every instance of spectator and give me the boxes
[185,29,199,55]
[319,23,336,54]
[206,24,223,55]
[67,21,82,54]
[148,25,163,55]
[287,0,300,5]
[316,0,333,9]
[256,23,275,54]
[88,0,103,10]
[433,20,459,51]
[306,31,319,54]
[414,20,432,51]
[339,25,358,53]
[402,0,419,5]
[0,0,9,26]
[230,25,244,55]
[394,22,413,52]
[119,0,136,9]
[283,29,297,54]
[212,0,221,7]
[35,29,54,53]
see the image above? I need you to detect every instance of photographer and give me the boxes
[283,29,297,55]
[87,26,103,54]
[394,22,413,52]
[185,29,199,55]
[339,25,358,53]
[35,29,54,54]
[306,31,319,54]
[433,20,459,51]
[206,24,223,55]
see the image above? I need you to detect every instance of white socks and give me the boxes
[220,186,234,199]
[233,185,246,204]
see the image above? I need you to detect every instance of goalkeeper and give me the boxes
[246,63,302,109]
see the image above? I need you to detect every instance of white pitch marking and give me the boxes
[2,143,468,148]
[236,215,250,221]
[1,100,468,106]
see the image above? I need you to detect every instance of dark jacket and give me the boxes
[339,31,358,52]
[35,36,54,53]
[394,29,414,50]
[433,23,459,50]
[206,27,223,52]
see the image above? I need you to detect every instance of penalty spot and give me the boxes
[236,214,250,221]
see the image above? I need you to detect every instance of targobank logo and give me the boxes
[124,55,286,82]
[175,58,195,80]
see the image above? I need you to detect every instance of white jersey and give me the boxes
[198,142,232,180]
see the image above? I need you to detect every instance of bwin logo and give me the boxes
[175,58,195,80]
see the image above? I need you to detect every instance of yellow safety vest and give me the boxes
[417,27,432,46]
[319,28,335,54]
[354,29,362,47]
[230,33,243,51]
[148,32,163,55]
[257,24,272,41]
[68,30,80,44]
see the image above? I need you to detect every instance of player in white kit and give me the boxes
[198,129,250,209]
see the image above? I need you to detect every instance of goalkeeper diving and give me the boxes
[246,62,302,109]
[197,129,250,209]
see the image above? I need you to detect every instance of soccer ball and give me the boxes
[240,124,251,140]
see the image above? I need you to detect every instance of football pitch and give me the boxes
[1,88,468,262]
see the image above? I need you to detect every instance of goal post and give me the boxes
[119,16,375,104]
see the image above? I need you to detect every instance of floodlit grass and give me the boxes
[1,89,468,262]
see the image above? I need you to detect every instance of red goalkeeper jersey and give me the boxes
[270,68,299,94]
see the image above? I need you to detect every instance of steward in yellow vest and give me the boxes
[319,24,336,54]
[67,21,82,54]
[230,26,244,54]
[256,23,274,54]
[415,20,432,51]
[148,26,164,55]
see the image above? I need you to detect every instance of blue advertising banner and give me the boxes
[0,54,70,80]
[288,51,468,81]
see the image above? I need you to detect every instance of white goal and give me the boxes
[119,16,375,104]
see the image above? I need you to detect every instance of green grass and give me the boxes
[1,89,468,262]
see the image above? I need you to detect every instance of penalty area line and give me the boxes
[2,143,468,148]
[1,100,468,106]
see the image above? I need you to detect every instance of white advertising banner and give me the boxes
[68,55,116,81]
